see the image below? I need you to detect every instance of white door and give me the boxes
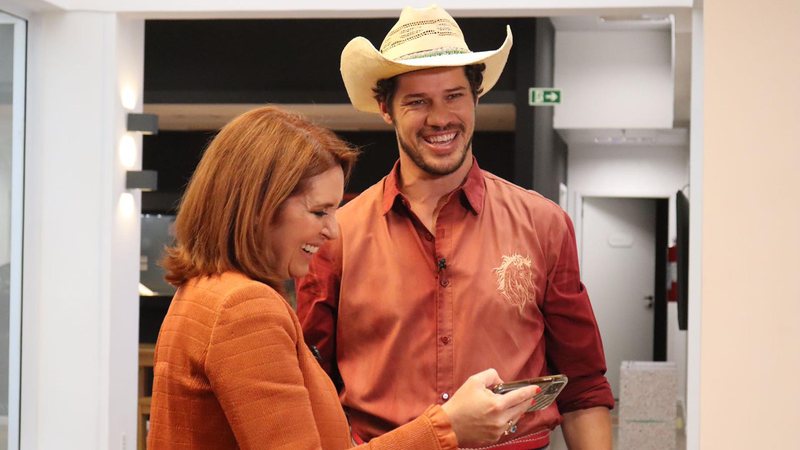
[581,197,656,397]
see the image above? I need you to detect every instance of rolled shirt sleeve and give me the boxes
[543,212,615,412]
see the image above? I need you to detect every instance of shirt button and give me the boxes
[440,278,450,287]
[441,393,450,401]
[425,233,433,241]
[440,336,450,344]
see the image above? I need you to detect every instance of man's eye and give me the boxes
[447,93,464,100]
[312,211,328,218]
[404,99,425,106]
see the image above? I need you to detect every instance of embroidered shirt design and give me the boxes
[493,253,534,313]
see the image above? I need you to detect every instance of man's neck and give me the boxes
[397,154,472,232]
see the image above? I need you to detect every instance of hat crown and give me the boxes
[339,5,512,113]
[379,5,471,61]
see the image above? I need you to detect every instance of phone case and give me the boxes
[491,374,568,412]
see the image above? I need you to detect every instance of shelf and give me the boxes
[144,101,516,132]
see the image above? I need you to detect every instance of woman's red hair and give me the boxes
[162,106,358,292]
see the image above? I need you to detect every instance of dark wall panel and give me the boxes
[142,131,214,213]
[145,18,516,104]
[531,18,566,201]
[512,17,565,200]
[143,129,516,213]
[511,18,535,189]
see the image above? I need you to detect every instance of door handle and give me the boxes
[643,295,654,309]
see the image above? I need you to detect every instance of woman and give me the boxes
[147,106,537,449]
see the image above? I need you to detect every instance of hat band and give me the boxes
[394,46,471,61]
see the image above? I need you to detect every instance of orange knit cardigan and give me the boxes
[147,271,457,450]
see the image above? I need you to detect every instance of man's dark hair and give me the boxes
[372,63,486,116]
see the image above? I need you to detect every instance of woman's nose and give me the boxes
[321,217,340,240]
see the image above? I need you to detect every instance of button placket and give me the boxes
[434,204,456,407]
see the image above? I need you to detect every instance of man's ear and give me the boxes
[378,102,394,125]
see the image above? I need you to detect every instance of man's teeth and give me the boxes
[425,132,456,144]
[302,244,319,254]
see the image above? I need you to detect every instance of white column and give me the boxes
[685,4,702,450]
[23,11,143,450]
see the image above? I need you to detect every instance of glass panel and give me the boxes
[0,11,26,450]
[140,214,177,296]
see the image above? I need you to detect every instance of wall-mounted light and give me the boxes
[121,86,138,111]
[119,192,137,218]
[119,134,137,168]
[124,112,159,192]
[126,170,158,191]
[127,113,159,135]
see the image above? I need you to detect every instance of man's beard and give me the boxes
[396,129,473,177]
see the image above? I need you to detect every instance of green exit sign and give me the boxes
[529,88,562,106]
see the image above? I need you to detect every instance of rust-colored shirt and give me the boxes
[148,272,457,450]
[297,160,614,447]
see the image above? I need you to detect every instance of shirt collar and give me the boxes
[381,158,485,215]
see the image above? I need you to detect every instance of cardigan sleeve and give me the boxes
[361,405,458,450]
[205,287,326,450]
[205,283,457,450]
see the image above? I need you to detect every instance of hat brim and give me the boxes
[341,26,513,113]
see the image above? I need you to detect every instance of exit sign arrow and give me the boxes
[529,88,562,106]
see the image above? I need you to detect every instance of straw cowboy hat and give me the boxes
[340,4,513,113]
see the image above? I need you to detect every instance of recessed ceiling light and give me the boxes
[598,14,670,24]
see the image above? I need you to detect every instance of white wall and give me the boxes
[567,143,690,408]
[685,6,702,448]
[23,12,142,450]
[569,144,689,236]
[554,30,674,129]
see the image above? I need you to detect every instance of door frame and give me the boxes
[571,191,668,362]
[1,11,27,450]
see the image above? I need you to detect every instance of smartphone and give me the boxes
[491,374,568,412]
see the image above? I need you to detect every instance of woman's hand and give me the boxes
[440,368,541,447]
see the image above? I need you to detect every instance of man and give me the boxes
[297,5,613,449]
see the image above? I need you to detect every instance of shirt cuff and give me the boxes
[557,376,615,413]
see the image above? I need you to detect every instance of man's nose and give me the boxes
[426,100,454,127]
